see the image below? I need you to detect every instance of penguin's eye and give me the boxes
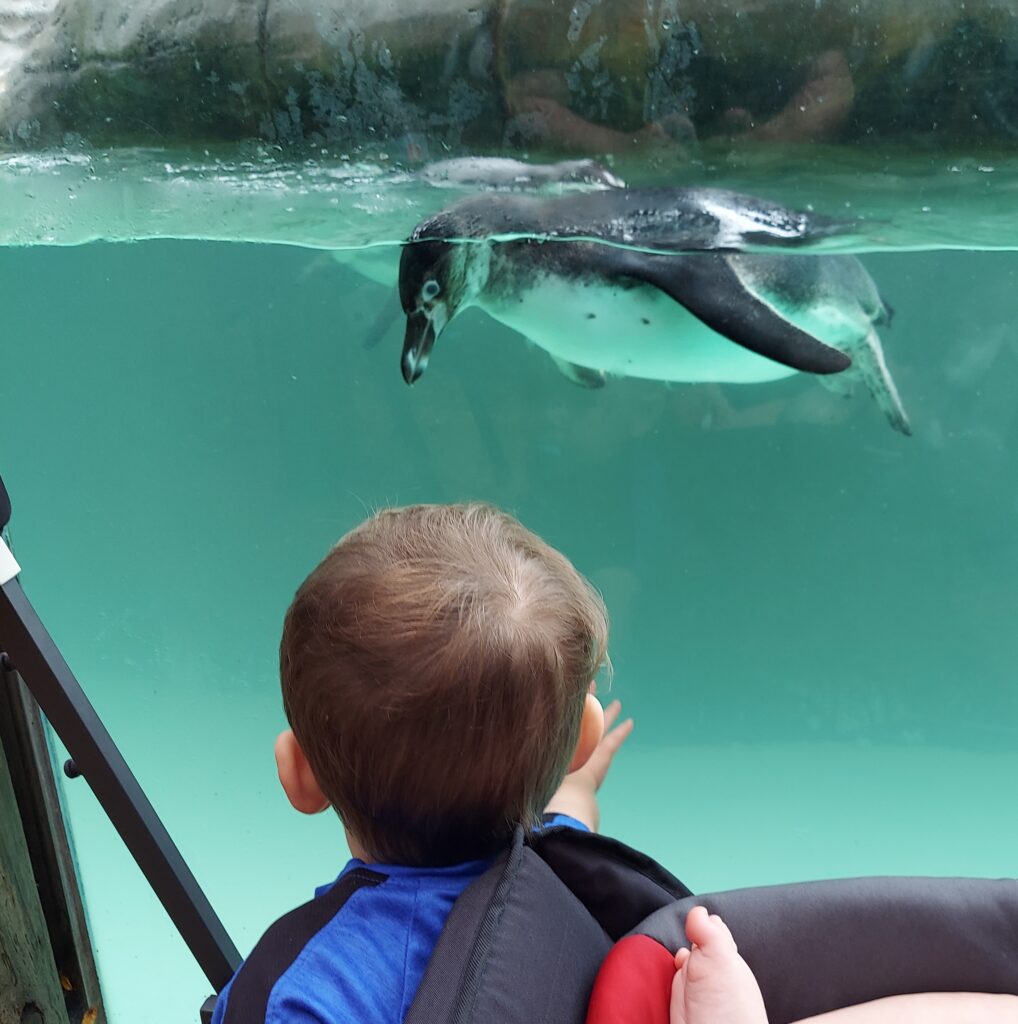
[422,279,441,302]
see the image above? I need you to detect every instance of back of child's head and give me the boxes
[280,503,609,866]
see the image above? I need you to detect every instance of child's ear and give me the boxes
[567,692,605,773]
[274,730,330,814]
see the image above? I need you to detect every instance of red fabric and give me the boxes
[585,934,675,1024]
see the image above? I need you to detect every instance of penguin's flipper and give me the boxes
[851,328,912,436]
[549,355,607,389]
[605,249,852,376]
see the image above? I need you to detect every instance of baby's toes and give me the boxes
[706,913,738,948]
[683,906,739,957]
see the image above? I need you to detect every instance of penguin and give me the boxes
[398,188,910,435]
[328,157,629,350]
[418,157,625,190]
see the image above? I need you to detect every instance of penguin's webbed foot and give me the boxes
[549,355,608,389]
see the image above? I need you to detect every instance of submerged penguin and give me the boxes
[398,188,910,435]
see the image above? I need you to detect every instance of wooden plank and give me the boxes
[0,717,69,1024]
[0,655,105,1024]
[0,662,105,1023]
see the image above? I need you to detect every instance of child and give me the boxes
[213,503,1016,1024]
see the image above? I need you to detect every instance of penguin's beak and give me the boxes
[401,304,448,385]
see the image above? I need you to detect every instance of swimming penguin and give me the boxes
[418,156,626,191]
[398,188,911,435]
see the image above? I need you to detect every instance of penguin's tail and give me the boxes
[854,327,912,436]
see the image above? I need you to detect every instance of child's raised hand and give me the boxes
[543,696,633,832]
[572,698,634,793]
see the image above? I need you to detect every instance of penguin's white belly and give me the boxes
[481,276,799,384]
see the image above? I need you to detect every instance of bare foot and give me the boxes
[670,906,768,1024]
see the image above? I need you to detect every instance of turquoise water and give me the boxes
[7,148,1018,252]
[2,233,1018,1021]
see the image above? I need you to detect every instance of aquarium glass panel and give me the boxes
[2,1,1018,1020]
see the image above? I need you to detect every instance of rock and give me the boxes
[1,0,503,151]
[4,0,1018,158]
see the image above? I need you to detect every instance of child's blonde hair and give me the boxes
[280,503,609,865]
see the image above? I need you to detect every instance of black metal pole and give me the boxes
[0,472,10,534]
[0,471,240,995]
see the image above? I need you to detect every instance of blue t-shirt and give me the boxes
[212,814,586,1024]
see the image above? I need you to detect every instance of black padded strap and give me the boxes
[530,826,693,939]
[407,827,614,1024]
[634,876,1018,1024]
[405,832,522,1024]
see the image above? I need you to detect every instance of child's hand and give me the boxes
[543,699,633,832]
[568,699,634,793]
